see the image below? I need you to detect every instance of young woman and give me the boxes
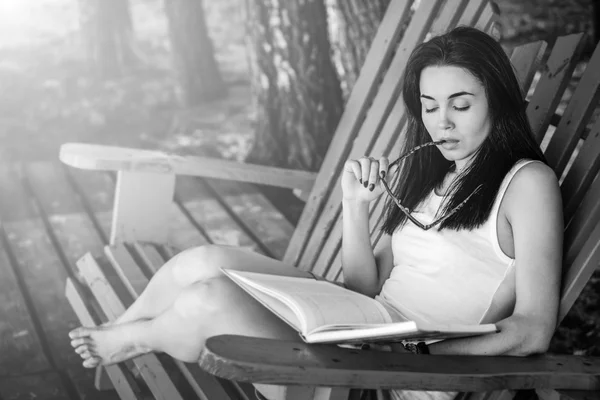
[69,27,563,400]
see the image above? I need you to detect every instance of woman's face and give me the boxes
[419,65,492,171]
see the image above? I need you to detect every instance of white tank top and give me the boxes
[377,159,538,327]
[375,159,539,400]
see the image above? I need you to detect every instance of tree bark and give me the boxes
[164,0,226,106]
[245,0,343,171]
[79,0,136,78]
[331,0,391,96]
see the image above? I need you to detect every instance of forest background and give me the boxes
[0,0,597,356]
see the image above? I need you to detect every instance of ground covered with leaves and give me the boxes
[0,0,597,355]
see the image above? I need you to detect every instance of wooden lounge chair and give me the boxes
[60,0,600,399]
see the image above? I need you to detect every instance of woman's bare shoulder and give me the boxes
[503,161,562,219]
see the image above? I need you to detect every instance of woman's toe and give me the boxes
[83,357,100,368]
[71,338,92,349]
[69,327,92,340]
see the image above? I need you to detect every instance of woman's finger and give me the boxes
[359,157,371,187]
[368,160,380,191]
[379,157,389,179]
[345,160,362,183]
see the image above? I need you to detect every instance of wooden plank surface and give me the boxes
[0,163,119,399]
[0,372,69,400]
[59,143,317,193]
[203,179,294,259]
[2,217,114,399]
[24,162,106,261]
[527,34,585,143]
[175,177,261,252]
[66,164,211,250]
[0,167,50,377]
[456,0,486,26]
[561,116,600,221]
[0,232,49,376]
[544,42,600,176]
[200,335,600,392]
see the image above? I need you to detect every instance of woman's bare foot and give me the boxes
[69,320,152,368]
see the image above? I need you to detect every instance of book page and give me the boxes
[223,270,391,334]
[306,320,498,344]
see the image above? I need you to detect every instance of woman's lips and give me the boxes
[438,139,459,149]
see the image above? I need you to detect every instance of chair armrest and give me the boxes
[59,143,317,194]
[199,335,600,392]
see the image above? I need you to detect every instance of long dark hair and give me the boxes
[381,26,546,234]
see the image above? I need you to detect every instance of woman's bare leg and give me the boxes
[115,245,312,325]
[69,275,300,366]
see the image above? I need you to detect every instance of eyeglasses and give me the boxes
[380,140,483,231]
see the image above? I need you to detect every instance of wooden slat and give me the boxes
[464,390,516,400]
[560,219,600,323]
[526,34,585,143]
[76,252,187,400]
[201,335,600,392]
[202,179,294,260]
[65,278,140,400]
[428,0,470,36]
[544,43,600,176]
[474,1,499,33]
[561,116,600,221]
[297,0,448,271]
[538,388,600,400]
[175,177,262,252]
[283,0,414,267]
[564,170,600,267]
[24,162,106,260]
[59,143,317,194]
[456,0,487,26]
[557,389,600,400]
[62,166,114,244]
[111,170,176,244]
[510,41,548,92]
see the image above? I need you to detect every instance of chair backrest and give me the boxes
[283,0,498,269]
[285,0,600,327]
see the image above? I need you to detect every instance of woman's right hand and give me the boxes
[341,157,393,203]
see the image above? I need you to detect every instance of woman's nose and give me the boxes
[438,113,454,130]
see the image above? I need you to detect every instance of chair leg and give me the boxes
[94,366,113,390]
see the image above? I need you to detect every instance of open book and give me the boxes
[222,269,498,344]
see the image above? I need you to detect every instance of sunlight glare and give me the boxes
[0,0,78,48]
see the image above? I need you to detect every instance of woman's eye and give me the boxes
[454,105,470,111]
[424,107,438,113]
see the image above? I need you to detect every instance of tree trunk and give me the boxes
[164,0,226,106]
[331,0,391,96]
[79,0,136,78]
[245,0,343,171]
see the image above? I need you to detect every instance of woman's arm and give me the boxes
[341,157,393,297]
[342,199,379,296]
[428,162,563,356]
